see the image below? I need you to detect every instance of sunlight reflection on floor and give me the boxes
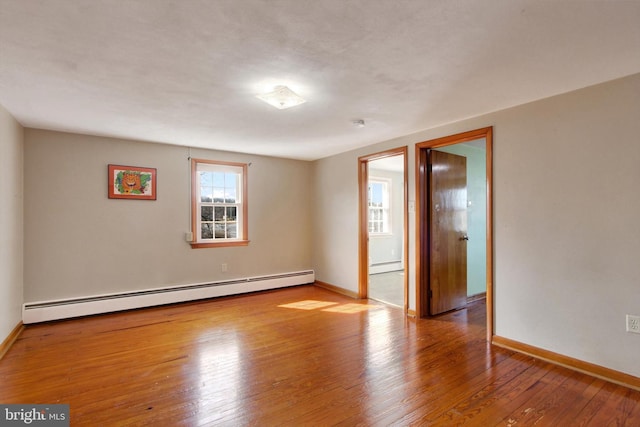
[322,303,381,314]
[277,300,339,310]
[278,300,382,314]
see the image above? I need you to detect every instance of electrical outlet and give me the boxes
[626,315,640,334]
[221,263,228,273]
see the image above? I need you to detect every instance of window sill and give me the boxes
[190,240,250,249]
[370,233,393,238]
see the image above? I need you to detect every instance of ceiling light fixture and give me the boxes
[256,85,306,110]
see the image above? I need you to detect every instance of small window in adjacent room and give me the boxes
[368,178,391,235]
[191,158,248,248]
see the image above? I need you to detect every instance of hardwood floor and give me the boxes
[1,285,638,426]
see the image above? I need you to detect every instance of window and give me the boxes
[191,159,248,248]
[368,178,391,234]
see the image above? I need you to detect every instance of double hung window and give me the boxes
[368,178,391,235]
[191,159,248,248]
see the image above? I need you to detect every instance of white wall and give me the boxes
[312,73,640,377]
[311,153,359,288]
[23,130,313,302]
[0,104,24,340]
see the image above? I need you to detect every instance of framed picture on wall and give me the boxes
[108,164,157,200]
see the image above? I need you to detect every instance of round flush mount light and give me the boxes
[352,119,365,128]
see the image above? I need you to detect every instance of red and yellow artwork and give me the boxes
[108,165,156,200]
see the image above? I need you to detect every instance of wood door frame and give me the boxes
[415,127,494,340]
[358,146,409,313]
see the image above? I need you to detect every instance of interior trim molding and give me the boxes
[467,292,487,303]
[492,335,640,392]
[0,322,24,360]
[415,126,493,341]
[314,281,359,299]
[358,146,409,313]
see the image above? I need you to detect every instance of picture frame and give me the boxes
[108,164,157,200]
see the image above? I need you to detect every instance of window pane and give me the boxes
[201,206,213,221]
[214,206,225,221]
[213,188,224,203]
[225,172,237,188]
[225,188,237,203]
[227,206,237,221]
[370,183,383,204]
[226,223,237,239]
[200,172,213,186]
[369,180,390,241]
[213,172,225,187]
[214,223,226,238]
[200,187,213,203]
[201,223,213,239]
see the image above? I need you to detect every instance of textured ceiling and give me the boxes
[1,0,639,160]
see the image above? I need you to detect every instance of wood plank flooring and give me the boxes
[1,285,638,426]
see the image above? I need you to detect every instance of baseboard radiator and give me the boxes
[369,261,403,275]
[23,270,315,324]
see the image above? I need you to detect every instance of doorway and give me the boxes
[358,147,408,311]
[416,127,493,339]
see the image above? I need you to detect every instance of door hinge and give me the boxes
[427,163,432,172]
[428,289,433,298]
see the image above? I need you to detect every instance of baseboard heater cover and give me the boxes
[23,270,315,324]
[369,261,403,275]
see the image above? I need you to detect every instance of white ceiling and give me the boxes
[1,1,639,161]
[369,155,404,173]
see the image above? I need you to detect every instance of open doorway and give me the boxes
[416,127,493,339]
[358,147,408,311]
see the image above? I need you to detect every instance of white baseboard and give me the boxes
[369,261,403,275]
[23,270,314,324]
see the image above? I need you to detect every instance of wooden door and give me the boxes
[429,150,468,315]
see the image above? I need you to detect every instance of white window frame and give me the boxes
[190,158,249,248]
[368,178,392,235]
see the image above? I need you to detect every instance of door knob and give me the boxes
[460,235,469,241]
